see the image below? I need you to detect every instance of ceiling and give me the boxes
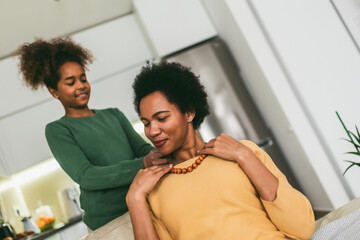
[0,0,132,59]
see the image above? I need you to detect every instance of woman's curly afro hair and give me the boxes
[16,37,93,90]
[133,61,210,130]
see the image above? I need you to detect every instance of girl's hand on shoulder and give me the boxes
[197,133,253,165]
[143,149,170,168]
[127,164,173,202]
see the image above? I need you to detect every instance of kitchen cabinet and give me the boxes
[90,64,145,123]
[71,15,152,83]
[0,99,63,175]
[133,0,217,57]
[0,57,50,119]
[0,0,132,58]
[0,14,153,175]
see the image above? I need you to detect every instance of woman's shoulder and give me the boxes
[205,155,239,169]
[239,139,272,165]
[239,139,261,150]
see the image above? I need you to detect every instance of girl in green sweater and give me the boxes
[16,37,167,230]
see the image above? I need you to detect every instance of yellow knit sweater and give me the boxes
[148,140,314,240]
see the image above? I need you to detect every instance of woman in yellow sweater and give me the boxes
[126,61,315,240]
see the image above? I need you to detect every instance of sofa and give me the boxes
[80,197,360,240]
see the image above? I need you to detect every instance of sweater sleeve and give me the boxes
[46,122,145,191]
[116,109,154,158]
[242,140,315,240]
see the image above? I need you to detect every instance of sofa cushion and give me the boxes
[314,197,360,231]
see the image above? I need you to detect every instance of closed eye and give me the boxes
[66,81,75,86]
[158,116,168,121]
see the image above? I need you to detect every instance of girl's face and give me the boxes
[140,91,195,157]
[49,62,91,112]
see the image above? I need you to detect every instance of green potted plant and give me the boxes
[336,111,360,175]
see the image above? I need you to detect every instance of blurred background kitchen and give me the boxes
[1,0,360,239]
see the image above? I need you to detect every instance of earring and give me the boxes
[188,118,192,123]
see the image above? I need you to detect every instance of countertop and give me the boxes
[23,215,83,240]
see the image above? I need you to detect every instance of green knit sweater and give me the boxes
[45,108,153,230]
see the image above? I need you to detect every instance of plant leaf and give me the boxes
[344,160,360,166]
[345,151,360,156]
[350,131,360,144]
[343,162,355,175]
[342,139,360,148]
[348,131,360,155]
[336,112,360,175]
[342,160,360,175]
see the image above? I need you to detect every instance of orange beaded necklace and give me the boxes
[170,154,207,174]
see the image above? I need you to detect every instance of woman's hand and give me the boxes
[197,133,253,165]
[127,164,173,202]
[143,149,170,168]
[126,165,172,240]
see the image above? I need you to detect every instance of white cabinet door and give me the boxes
[72,15,153,84]
[0,57,50,119]
[90,64,144,123]
[133,0,217,57]
[0,99,63,175]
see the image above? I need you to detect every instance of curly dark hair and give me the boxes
[133,61,210,129]
[15,37,94,90]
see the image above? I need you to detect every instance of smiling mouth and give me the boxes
[76,93,87,98]
[153,139,167,147]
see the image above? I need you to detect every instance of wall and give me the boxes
[248,0,360,198]
[202,0,360,210]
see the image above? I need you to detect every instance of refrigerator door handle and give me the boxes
[256,137,273,149]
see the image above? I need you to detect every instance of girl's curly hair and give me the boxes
[16,37,94,90]
[133,61,210,130]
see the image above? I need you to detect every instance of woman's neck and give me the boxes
[171,133,205,165]
[65,107,94,118]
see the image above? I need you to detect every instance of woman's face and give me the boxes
[49,61,91,111]
[140,91,194,156]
